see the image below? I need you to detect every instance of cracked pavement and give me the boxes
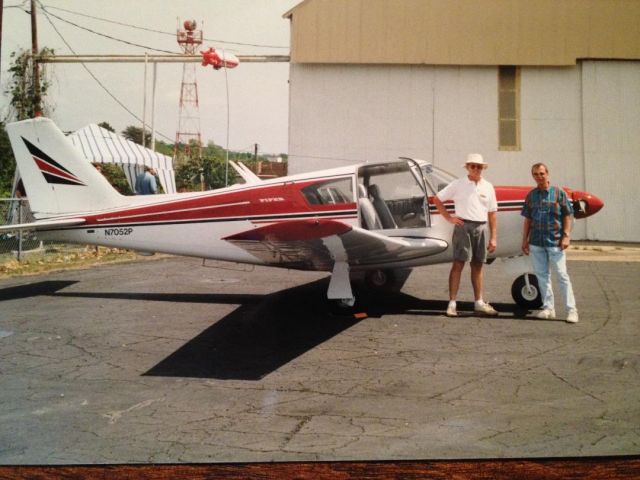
[0,249,638,463]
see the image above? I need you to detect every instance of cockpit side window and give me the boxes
[301,177,354,205]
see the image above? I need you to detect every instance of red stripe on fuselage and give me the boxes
[251,215,358,225]
[81,182,358,227]
[495,186,533,202]
[78,181,532,227]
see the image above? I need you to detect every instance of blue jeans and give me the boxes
[529,245,577,313]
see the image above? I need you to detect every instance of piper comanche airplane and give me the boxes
[2,118,604,310]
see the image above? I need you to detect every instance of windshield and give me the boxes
[419,162,457,195]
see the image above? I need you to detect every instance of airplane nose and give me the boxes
[571,191,604,218]
[587,193,604,215]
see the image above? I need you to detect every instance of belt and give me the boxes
[461,219,487,224]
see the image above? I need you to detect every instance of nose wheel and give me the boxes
[329,290,361,315]
[334,297,356,308]
[511,273,542,308]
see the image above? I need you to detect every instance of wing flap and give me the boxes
[224,218,352,242]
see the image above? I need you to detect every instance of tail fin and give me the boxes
[7,117,128,218]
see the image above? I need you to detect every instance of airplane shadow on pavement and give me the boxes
[0,280,78,301]
[139,281,532,381]
[0,278,362,380]
[0,279,532,381]
[143,279,364,381]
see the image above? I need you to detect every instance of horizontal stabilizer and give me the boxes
[0,217,86,233]
[229,161,262,184]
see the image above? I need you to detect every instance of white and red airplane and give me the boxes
[2,117,603,310]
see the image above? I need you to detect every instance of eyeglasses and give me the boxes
[467,164,483,170]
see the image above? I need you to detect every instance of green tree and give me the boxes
[98,121,115,133]
[4,48,54,121]
[121,125,151,148]
[175,149,238,192]
[0,123,16,197]
[95,163,133,195]
[120,125,173,156]
[153,140,173,157]
[1,48,55,196]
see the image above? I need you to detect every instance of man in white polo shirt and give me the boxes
[433,153,498,317]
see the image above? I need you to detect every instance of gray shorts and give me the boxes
[452,220,488,263]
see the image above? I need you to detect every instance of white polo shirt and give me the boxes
[436,176,498,222]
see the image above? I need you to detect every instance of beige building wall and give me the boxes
[289,64,586,181]
[288,61,640,241]
[582,61,640,241]
[288,64,436,170]
[285,1,640,241]
[285,0,640,66]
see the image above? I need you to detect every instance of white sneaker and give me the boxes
[566,310,579,323]
[535,308,556,319]
[474,302,498,316]
[446,303,457,317]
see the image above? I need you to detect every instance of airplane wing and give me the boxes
[224,219,448,270]
[0,218,86,233]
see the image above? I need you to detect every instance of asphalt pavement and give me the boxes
[0,246,638,463]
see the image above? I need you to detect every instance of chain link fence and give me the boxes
[0,198,87,262]
[1,198,40,261]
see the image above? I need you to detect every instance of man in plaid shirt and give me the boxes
[521,163,578,323]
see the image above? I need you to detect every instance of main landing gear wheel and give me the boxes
[366,269,395,289]
[511,274,543,309]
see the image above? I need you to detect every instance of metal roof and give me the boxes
[284,0,640,66]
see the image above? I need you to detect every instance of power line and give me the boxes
[40,5,179,54]
[3,2,30,10]
[38,3,174,143]
[43,4,290,50]
[12,3,177,54]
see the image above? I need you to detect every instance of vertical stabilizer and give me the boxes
[7,117,128,218]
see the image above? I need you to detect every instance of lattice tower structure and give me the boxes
[174,20,203,164]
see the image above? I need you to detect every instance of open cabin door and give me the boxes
[357,159,429,232]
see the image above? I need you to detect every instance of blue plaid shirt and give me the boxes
[521,186,574,248]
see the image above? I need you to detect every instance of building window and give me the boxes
[498,66,520,150]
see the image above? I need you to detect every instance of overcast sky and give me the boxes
[1,0,300,155]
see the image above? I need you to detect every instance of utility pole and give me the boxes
[0,0,4,89]
[30,0,42,116]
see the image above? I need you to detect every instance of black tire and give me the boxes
[329,294,371,317]
[511,274,543,309]
[365,269,395,289]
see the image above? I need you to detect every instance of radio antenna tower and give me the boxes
[174,19,203,163]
